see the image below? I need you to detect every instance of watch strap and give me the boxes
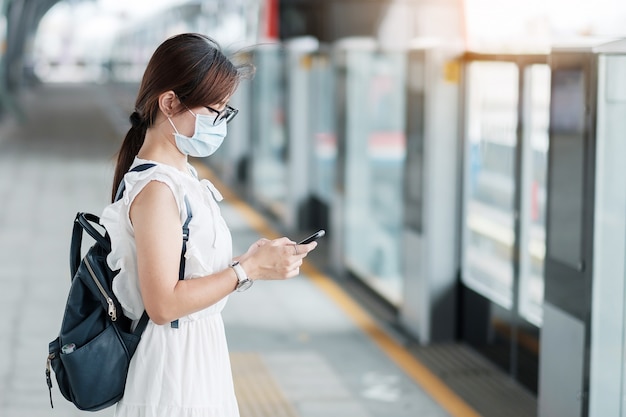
[231,261,252,291]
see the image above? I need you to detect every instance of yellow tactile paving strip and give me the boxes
[231,353,299,417]
[194,161,480,417]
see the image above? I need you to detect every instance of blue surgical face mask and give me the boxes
[168,109,227,157]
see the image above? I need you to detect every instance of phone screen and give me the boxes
[298,229,325,245]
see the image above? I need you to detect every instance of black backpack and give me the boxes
[46,163,192,411]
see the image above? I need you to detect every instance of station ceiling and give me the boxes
[4,0,69,89]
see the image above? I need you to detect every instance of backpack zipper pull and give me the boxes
[107,298,117,321]
[46,354,54,408]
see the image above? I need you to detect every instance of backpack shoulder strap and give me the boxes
[170,195,192,329]
[134,311,150,336]
[114,163,156,202]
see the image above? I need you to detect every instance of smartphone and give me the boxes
[298,229,326,245]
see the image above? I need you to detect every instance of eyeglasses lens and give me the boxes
[207,105,238,125]
[220,106,238,124]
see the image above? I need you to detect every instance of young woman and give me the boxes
[101,33,317,417]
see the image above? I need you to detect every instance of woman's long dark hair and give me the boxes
[111,33,248,202]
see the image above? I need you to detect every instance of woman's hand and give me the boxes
[243,238,270,257]
[238,237,317,280]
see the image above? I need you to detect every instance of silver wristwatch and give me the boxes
[230,261,253,292]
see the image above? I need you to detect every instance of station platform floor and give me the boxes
[0,83,536,417]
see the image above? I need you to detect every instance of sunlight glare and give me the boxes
[464,0,626,51]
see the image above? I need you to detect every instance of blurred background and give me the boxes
[4,0,626,89]
[2,1,626,417]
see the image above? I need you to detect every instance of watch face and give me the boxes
[236,279,253,292]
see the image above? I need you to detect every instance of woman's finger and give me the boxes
[293,241,317,256]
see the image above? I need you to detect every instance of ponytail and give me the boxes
[111,112,147,202]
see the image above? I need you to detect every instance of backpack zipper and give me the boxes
[84,257,117,321]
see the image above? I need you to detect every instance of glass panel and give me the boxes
[310,53,337,202]
[547,69,585,268]
[250,46,287,217]
[344,50,406,304]
[462,61,518,309]
[519,64,550,326]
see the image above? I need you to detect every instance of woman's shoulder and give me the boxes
[112,157,191,211]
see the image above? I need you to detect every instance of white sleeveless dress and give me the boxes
[100,157,240,417]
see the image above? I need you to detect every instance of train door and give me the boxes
[539,39,626,417]
[249,44,288,219]
[459,53,550,392]
[332,37,407,305]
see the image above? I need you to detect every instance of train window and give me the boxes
[462,61,519,309]
[462,60,550,324]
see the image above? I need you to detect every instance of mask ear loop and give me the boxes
[166,116,180,135]
[178,98,197,118]
[167,95,197,133]
[167,107,201,141]
[165,104,196,135]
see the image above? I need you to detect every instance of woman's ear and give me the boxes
[158,91,179,117]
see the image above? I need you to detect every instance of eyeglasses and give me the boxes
[205,105,238,126]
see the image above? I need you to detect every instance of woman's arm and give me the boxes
[130,180,316,325]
